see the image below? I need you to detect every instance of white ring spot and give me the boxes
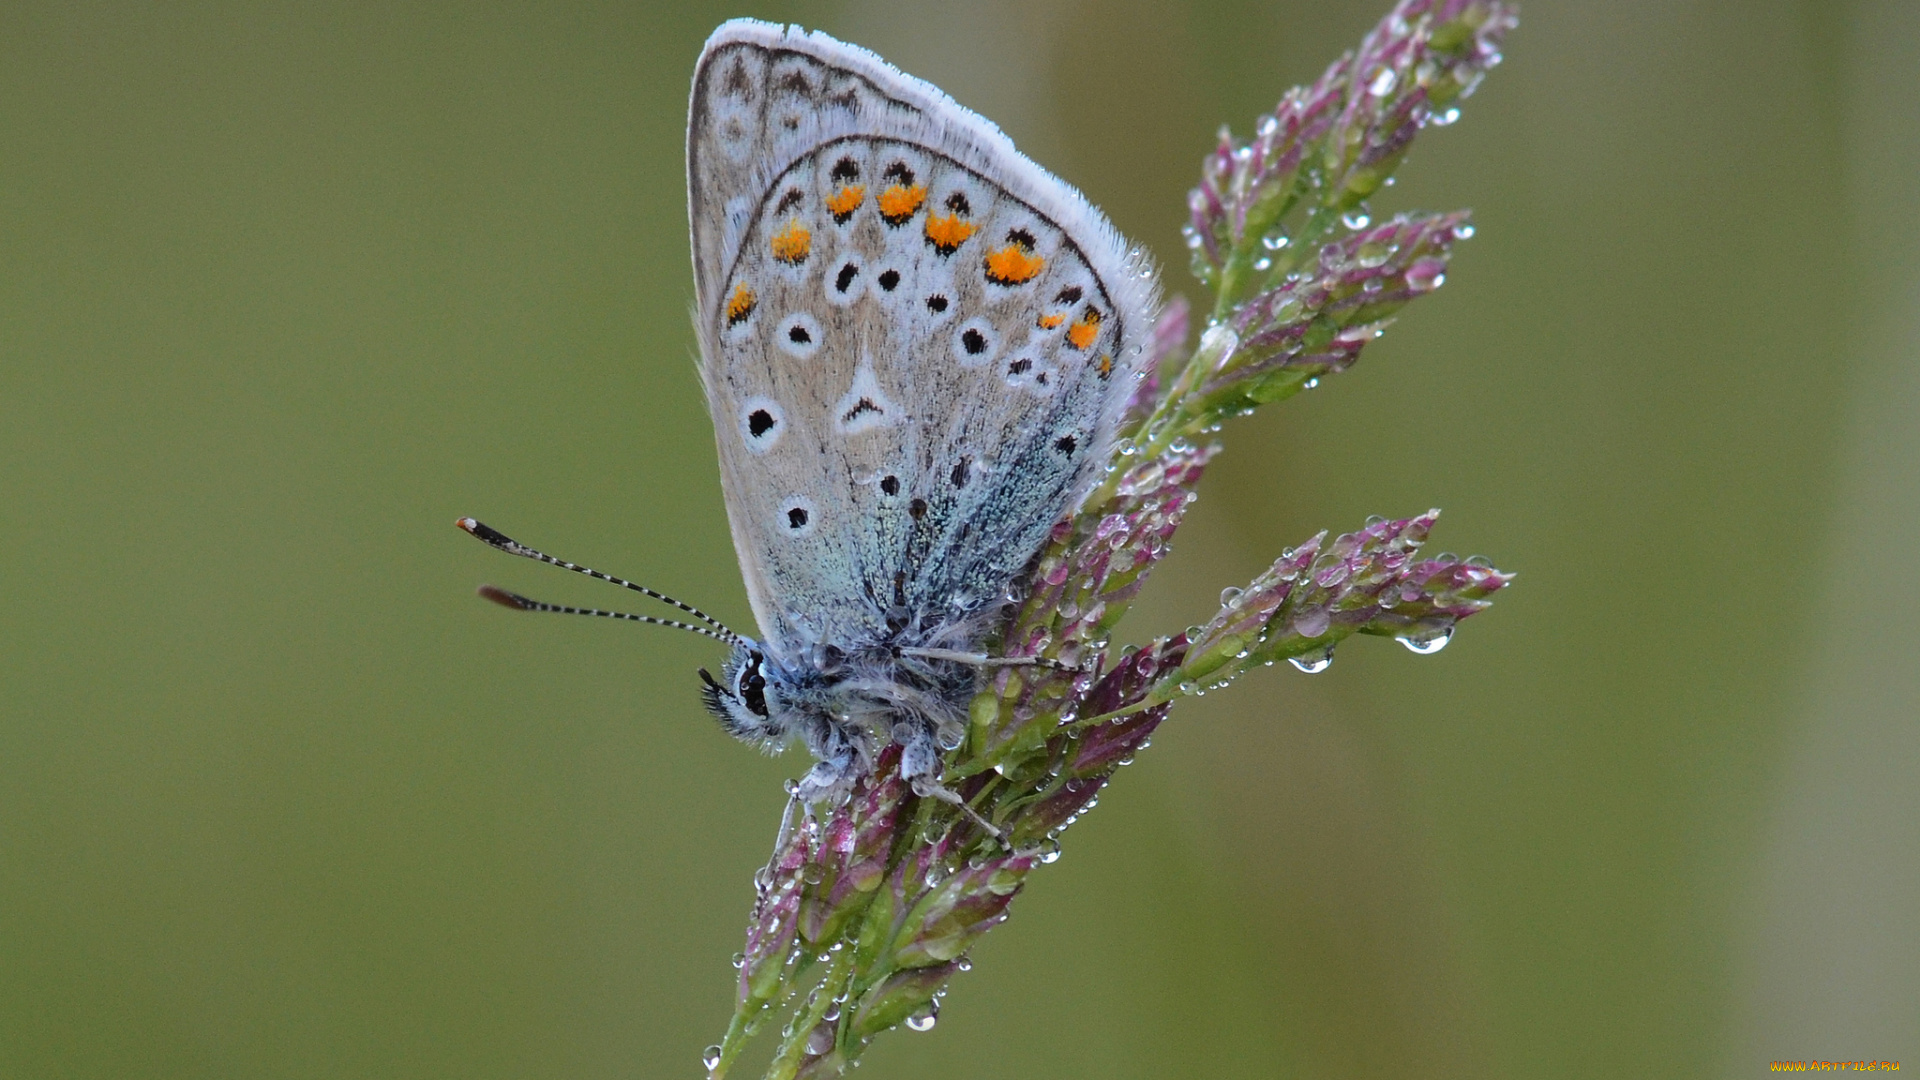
[739,396,785,454]
[826,252,864,307]
[778,495,817,537]
[952,317,997,367]
[777,312,822,359]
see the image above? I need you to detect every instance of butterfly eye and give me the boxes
[737,651,770,717]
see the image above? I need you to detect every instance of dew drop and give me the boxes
[1253,256,1272,271]
[1455,223,1476,239]
[730,951,746,969]
[1262,233,1290,250]
[1396,626,1454,654]
[1256,114,1278,138]
[1289,645,1334,673]
[1219,586,1243,606]
[806,1024,836,1054]
[1368,67,1398,96]
[906,1005,939,1032]
[1303,377,1320,389]
[703,1046,723,1071]
[1342,211,1371,230]
[956,957,973,972]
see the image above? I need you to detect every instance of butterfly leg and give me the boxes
[793,749,861,807]
[756,788,803,894]
[899,646,1077,673]
[900,728,1005,842]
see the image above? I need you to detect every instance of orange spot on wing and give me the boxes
[1095,353,1113,379]
[1066,308,1104,350]
[769,219,811,264]
[825,184,864,222]
[1037,313,1066,329]
[725,284,756,326]
[877,184,927,225]
[924,212,975,255]
[984,244,1045,286]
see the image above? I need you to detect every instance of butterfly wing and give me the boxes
[688,20,1158,665]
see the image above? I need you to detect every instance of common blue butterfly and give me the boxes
[463,20,1158,814]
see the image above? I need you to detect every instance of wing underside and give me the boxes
[687,22,1157,661]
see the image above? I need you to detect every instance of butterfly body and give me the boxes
[686,21,1157,800]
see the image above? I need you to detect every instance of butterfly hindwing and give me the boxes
[688,21,1158,664]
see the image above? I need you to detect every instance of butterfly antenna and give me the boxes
[457,517,747,648]
[475,586,739,644]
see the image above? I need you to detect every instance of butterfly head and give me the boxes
[700,642,783,744]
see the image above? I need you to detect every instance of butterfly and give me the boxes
[462,19,1158,813]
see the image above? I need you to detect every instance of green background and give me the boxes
[4,1,1916,1077]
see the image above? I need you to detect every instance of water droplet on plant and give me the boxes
[703,1046,723,1070]
[1219,586,1243,606]
[1432,106,1462,126]
[1262,233,1290,250]
[1455,223,1475,239]
[1342,211,1371,229]
[956,957,973,972]
[806,1024,837,1054]
[1253,256,1272,271]
[1291,608,1331,638]
[1396,626,1454,654]
[1178,680,1199,696]
[730,951,746,969]
[1256,114,1278,138]
[906,1003,940,1031]
[1304,377,1320,389]
[1038,838,1062,864]
[1289,645,1335,673]
[1368,67,1398,96]
[1466,554,1493,567]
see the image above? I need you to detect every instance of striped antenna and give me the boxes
[476,586,739,644]
[457,517,747,648]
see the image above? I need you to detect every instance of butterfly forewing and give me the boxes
[688,21,1157,663]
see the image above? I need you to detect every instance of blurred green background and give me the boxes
[4,0,1916,1076]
